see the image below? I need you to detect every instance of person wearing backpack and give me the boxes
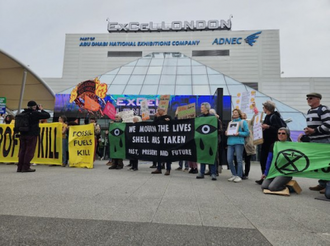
[16,101,50,172]
[304,93,330,195]
[256,100,284,185]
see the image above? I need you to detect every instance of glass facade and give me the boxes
[59,52,306,130]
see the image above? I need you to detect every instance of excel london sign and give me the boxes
[107,18,232,32]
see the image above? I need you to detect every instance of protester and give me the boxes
[90,117,101,161]
[303,93,330,195]
[240,111,257,179]
[196,102,217,181]
[150,111,159,169]
[256,100,283,185]
[261,127,292,191]
[4,115,14,124]
[59,115,68,167]
[108,114,124,170]
[16,101,50,172]
[66,118,79,166]
[226,109,249,183]
[174,108,192,172]
[151,107,172,175]
[128,116,142,171]
[208,108,223,176]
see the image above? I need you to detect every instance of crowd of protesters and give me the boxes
[1,92,329,199]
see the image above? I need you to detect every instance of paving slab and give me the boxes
[0,161,329,245]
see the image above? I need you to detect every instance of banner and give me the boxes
[159,95,171,114]
[103,101,116,120]
[235,91,256,113]
[267,141,330,180]
[140,99,150,121]
[0,123,62,165]
[68,124,94,168]
[109,117,218,164]
[119,110,134,123]
[177,103,196,119]
[253,113,263,145]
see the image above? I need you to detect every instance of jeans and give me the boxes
[158,162,171,171]
[227,144,244,178]
[200,163,216,175]
[179,160,188,168]
[62,138,68,165]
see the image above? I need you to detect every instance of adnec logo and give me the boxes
[212,31,262,46]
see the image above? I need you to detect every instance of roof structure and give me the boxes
[0,49,55,112]
[58,52,306,130]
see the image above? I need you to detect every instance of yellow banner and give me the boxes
[0,123,62,165]
[68,124,94,169]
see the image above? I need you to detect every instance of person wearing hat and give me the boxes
[261,127,293,192]
[304,92,330,194]
[17,101,50,172]
[256,100,284,185]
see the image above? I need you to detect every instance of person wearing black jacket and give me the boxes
[151,107,172,175]
[17,101,50,172]
[256,100,283,184]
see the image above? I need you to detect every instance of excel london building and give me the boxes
[44,17,329,118]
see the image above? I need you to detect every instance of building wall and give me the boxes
[44,29,330,113]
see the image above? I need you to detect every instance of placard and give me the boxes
[177,103,196,119]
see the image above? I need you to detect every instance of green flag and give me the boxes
[267,142,330,180]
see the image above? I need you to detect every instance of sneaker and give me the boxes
[106,161,112,166]
[184,167,189,171]
[151,169,162,174]
[211,174,217,181]
[233,176,242,183]
[196,173,204,179]
[175,167,182,170]
[242,175,248,180]
[133,168,138,171]
[228,176,236,182]
[255,179,264,185]
[164,170,170,176]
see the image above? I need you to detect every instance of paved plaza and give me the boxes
[0,161,329,245]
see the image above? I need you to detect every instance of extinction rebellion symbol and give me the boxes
[274,149,309,175]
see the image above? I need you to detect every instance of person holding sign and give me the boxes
[151,107,172,175]
[226,109,249,183]
[196,102,218,181]
[261,127,292,191]
[256,101,284,185]
[128,116,142,171]
[304,92,330,194]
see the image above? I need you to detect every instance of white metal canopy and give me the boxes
[0,49,55,112]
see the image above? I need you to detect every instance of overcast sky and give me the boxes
[1,0,329,78]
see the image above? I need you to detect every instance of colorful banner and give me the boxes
[140,99,150,121]
[103,101,116,120]
[0,123,62,165]
[267,141,330,180]
[177,103,196,119]
[235,91,256,113]
[68,124,94,168]
[109,117,218,164]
